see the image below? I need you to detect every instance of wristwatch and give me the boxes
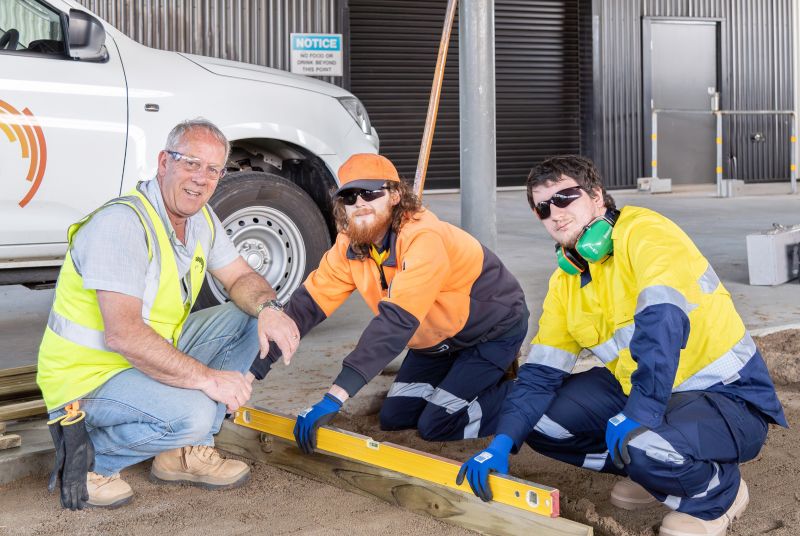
[255,299,284,315]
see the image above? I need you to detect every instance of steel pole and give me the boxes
[795,1,800,193]
[716,112,725,197]
[651,110,658,179]
[791,113,797,194]
[459,0,497,250]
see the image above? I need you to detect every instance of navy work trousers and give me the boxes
[379,329,526,441]
[524,366,769,520]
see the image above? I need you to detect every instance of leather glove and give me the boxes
[455,434,513,502]
[293,393,343,454]
[605,412,647,470]
[47,410,95,510]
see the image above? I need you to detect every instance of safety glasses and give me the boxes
[166,150,227,181]
[338,187,388,206]
[533,186,584,219]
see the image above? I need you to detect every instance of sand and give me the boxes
[1,330,798,536]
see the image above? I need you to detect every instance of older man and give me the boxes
[249,153,528,453]
[38,119,299,509]
[458,155,786,536]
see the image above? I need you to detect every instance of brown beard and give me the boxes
[346,205,393,249]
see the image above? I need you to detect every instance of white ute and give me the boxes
[0,0,378,306]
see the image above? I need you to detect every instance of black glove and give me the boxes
[47,420,66,494]
[47,413,95,510]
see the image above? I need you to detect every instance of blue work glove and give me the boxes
[455,434,514,502]
[294,393,343,454]
[605,412,647,470]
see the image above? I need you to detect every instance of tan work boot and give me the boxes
[658,479,749,536]
[87,471,134,508]
[610,479,658,510]
[150,445,250,489]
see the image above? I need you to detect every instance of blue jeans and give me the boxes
[48,303,259,476]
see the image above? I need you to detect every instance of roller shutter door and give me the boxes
[349,0,582,189]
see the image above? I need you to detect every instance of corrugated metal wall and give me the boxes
[76,0,344,86]
[593,0,642,188]
[595,0,794,187]
[76,1,793,187]
[724,0,794,182]
[349,0,583,189]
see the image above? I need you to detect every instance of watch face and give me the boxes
[259,300,283,313]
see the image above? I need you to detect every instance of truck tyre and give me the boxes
[195,171,331,309]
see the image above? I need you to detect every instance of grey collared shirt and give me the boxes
[71,178,240,301]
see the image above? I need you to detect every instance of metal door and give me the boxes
[644,20,719,184]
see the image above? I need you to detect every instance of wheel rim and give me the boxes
[209,206,307,304]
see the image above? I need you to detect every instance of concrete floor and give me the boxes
[1,182,799,413]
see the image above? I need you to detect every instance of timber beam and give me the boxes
[216,406,592,536]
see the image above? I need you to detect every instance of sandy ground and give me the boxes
[1,330,798,536]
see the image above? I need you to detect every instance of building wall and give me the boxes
[77,0,344,86]
[77,1,794,188]
[595,0,794,187]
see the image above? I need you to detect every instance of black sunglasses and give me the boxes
[533,186,585,219]
[338,187,388,206]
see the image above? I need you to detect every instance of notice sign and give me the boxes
[290,33,343,77]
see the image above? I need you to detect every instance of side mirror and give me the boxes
[67,9,108,61]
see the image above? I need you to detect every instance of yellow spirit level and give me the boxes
[233,406,560,518]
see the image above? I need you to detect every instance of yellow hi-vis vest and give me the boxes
[37,189,214,410]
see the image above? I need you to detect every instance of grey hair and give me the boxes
[165,118,230,161]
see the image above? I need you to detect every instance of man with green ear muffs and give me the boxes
[456,155,786,536]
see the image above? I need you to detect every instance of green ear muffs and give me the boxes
[555,210,619,274]
[575,216,614,263]
[555,244,589,275]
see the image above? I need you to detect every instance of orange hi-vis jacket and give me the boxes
[250,209,528,396]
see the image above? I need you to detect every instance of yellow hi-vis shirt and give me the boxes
[37,189,213,410]
[530,206,751,425]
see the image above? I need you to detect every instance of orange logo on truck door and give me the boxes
[0,99,47,207]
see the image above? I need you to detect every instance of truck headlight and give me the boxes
[337,97,372,136]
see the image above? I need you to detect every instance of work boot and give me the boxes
[150,445,250,489]
[610,479,658,510]
[86,471,133,508]
[658,479,749,536]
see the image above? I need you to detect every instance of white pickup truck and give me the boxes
[0,0,378,307]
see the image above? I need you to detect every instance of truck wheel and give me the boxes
[194,171,331,309]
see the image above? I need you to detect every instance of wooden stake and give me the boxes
[413,0,459,199]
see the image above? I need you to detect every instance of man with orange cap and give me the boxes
[249,153,528,451]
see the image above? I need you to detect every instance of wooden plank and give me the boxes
[235,406,559,517]
[217,420,592,536]
[0,365,37,379]
[0,399,47,422]
[0,433,22,450]
[0,372,40,400]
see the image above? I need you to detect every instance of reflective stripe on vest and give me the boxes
[37,187,213,410]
